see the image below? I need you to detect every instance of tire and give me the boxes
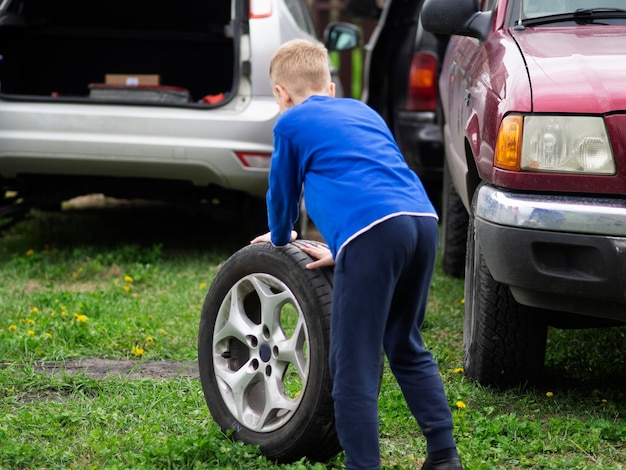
[463,217,548,387]
[198,240,340,463]
[441,159,469,278]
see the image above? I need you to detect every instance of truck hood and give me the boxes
[513,26,626,113]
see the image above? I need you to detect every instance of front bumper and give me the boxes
[474,185,626,322]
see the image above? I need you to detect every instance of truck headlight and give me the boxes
[495,115,615,175]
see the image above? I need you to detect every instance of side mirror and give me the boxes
[421,0,492,41]
[323,22,361,52]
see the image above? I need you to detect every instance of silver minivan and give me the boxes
[0,0,357,231]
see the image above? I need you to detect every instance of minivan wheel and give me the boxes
[463,217,548,387]
[441,160,469,278]
[198,240,340,463]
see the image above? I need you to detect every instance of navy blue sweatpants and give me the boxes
[330,215,455,470]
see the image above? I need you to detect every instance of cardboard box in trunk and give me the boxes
[105,74,160,86]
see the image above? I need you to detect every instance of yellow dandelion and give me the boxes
[158,329,168,336]
[453,367,464,374]
[456,401,467,409]
[25,249,35,256]
[123,284,132,292]
[546,392,554,397]
[132,345,145,357]
[145,336,155,347]
[27,330,35,336]
[148,314,153,320]
[27,319,35,325]
[8,325,17,331]
[31,307,39,313]
[50,312,55,317]
[199,282,207,290]
[124,275,134,283]
[45,333,52,339]
[601,399,608,403]
[460,298,465,304]
[75,314,88,323]
[61,311,67,318]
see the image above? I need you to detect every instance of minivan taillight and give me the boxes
[250,0,273,18]
[406,52,437,111]
[235,151,272,170]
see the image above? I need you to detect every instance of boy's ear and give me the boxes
[274,85,294,110]
[329,82,336,98]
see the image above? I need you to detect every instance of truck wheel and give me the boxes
[441,160,468,278]
[463,217,548,386]
[198,240,340,463]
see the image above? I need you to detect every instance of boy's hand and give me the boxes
[250,231,298,245]
[300,244,335,269]
[250,232,272,244]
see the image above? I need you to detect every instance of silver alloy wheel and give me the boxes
[213,273,310,433]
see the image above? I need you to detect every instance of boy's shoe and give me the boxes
[420,456,463,470]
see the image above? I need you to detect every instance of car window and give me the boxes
[283,0,316,36]
[519,0,626,19]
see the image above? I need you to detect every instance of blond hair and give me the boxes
[269,39,332,100]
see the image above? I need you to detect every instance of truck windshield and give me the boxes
[511,0,626,26]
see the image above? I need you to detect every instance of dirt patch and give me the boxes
[33,358,199,380]
[18,196,323,382]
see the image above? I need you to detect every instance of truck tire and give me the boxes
[441,160,468,278]
[198,240,340,463]
[463,217,548,386]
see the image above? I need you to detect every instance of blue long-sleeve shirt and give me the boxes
[267,95,437,258]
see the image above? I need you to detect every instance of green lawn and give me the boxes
[1,200,625,469]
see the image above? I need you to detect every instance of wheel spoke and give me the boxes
[215,363,261,420]
[213,289,258,345]
[275,316,309,380]
[250,276,292,336]
[257,375,298,429]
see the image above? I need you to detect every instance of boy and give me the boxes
[251,39,462,470]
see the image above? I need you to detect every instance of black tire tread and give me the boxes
[464,237,548,387]
[441,161,469,278]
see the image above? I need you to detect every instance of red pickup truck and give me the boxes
[422,0,626,386]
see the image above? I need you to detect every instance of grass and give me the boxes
[1,199,626,469]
